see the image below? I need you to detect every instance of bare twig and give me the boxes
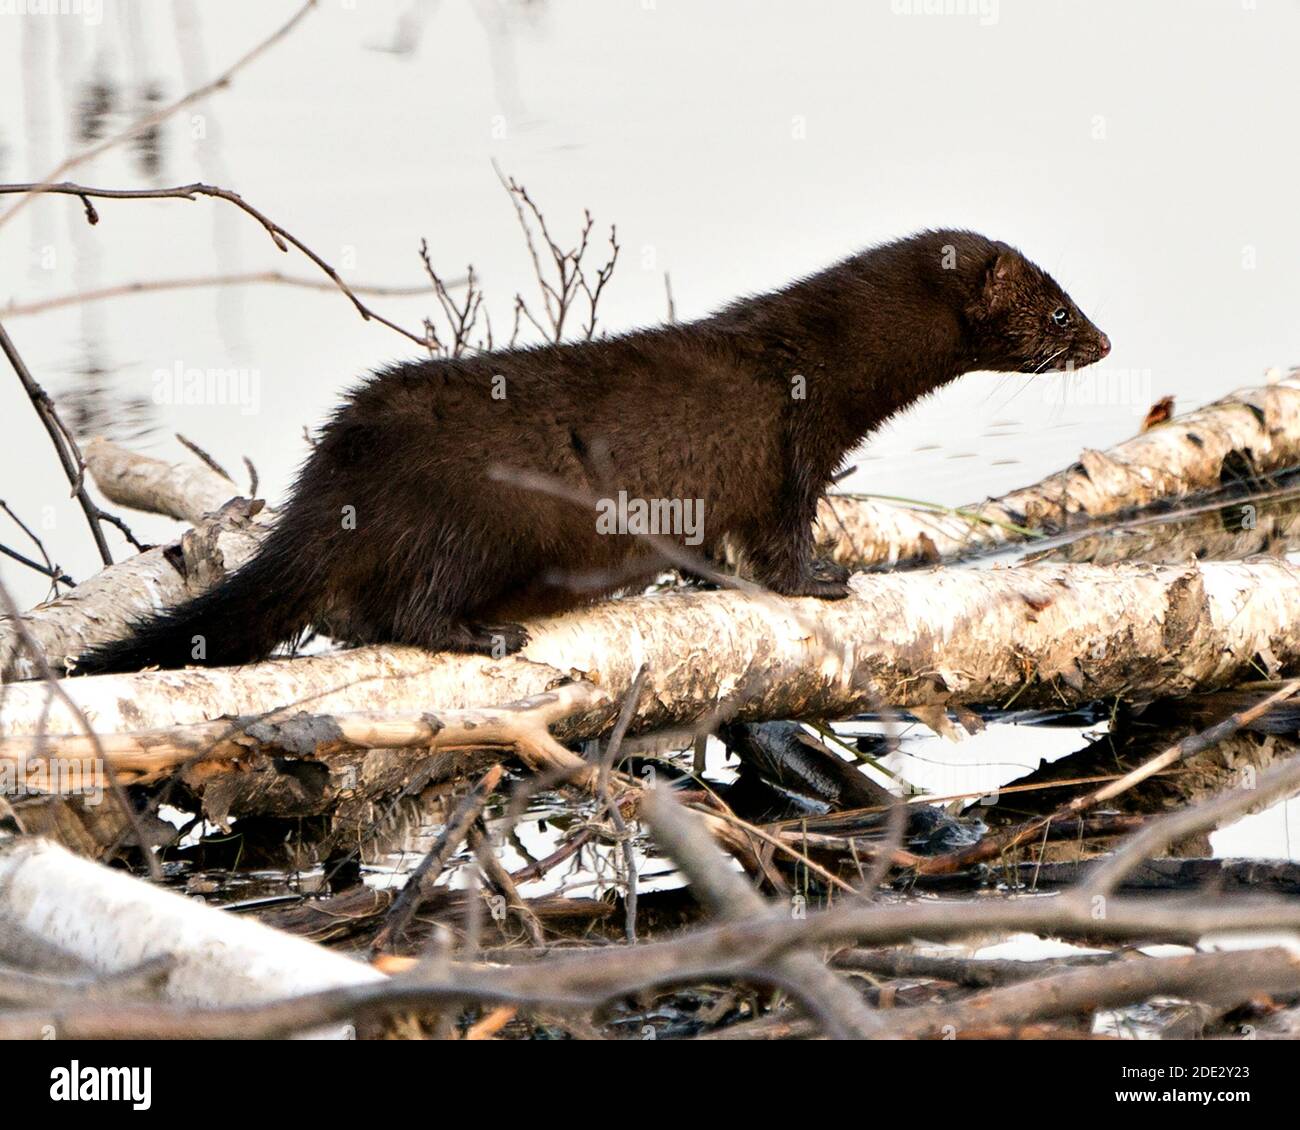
[1084,746,1300,898]
[0,543,72,588]
[832,947,1119,988]
[173,434,234,484]
[0,182,434,350]
[577,224,619,340]
[0,0,319,232]
[372,765,505,953]
[639,786,882,1039]
[492,163,619,343]
[0,320,135,565]
[468,824,546,948]
[597,665,649,943]
[2,270,450,319]
[417,242,484,357]
[0,500,72,588]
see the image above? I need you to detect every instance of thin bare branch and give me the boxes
[0,0,319,231]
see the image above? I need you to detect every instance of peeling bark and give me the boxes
[0,496,273,682]
[0,439,265,681]
[818,372,1300,566]
[82,436,240,526]
[1,683,607,825]
[5,558,1300,750]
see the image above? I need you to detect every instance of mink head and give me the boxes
[963,246,1110,374]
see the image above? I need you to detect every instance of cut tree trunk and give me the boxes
[0,499,272,682]
[82,435,241,526]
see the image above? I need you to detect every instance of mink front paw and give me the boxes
[785,577,851,600]
[455,621,531,656]
[480,622,531,654]
[810,558,850,585]
[767,561,852,600]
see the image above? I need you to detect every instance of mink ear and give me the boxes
[979,251,1024,312]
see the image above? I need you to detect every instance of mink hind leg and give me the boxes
[343,600,530,657]
[338,556,531,657]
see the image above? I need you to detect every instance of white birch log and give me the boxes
[3,558,1299,745]
[0,501,273,682]
[0,435,271,681]
[4,378,1297,681]
[82,436,240,526]
[818,371,1300,566]
[0,834,383,1037]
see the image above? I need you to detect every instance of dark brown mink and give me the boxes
[74,229,1110,674]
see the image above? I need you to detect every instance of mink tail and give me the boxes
[72,522,323,675]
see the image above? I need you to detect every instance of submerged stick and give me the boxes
[372,765,504,953]
[917,678,1300,875]
[640,787,881,1039]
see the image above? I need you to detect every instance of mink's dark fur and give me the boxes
[74,229,1110,674]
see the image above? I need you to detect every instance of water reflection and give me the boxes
[55,353,155,445]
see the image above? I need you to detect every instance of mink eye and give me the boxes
[1051,307,1070,327]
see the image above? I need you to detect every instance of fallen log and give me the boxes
[82,435,241,526]
[4,557,1300,747]
[0,833,384,1037]
[1030,488,1300,567]
[0,439,267,681]
[0,682,607,791]
[818,371,1300,566]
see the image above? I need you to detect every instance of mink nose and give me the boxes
[1096,332,1111,358]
